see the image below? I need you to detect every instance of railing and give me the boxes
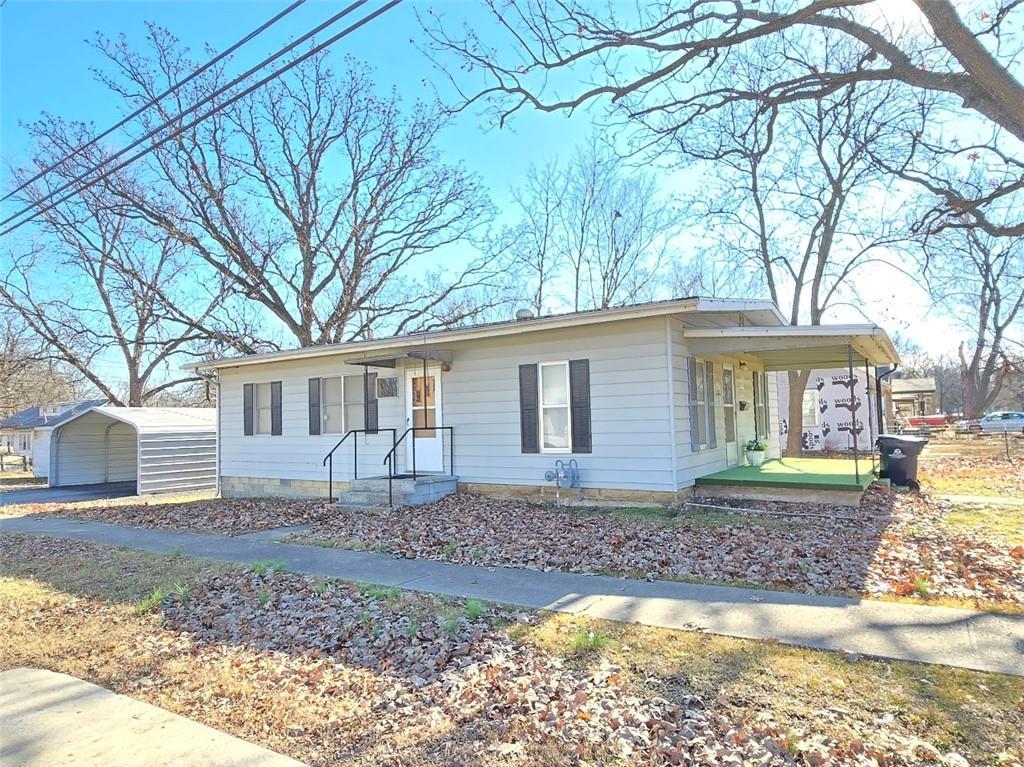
[322,428,397,502]
[382,426,455,507]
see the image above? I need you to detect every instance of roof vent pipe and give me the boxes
[515,308,536,321]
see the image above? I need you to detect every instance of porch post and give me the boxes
[848,344,860,484]
[864,360,876,476]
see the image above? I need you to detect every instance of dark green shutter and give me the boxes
[243,383,254,436]
[762,372,771,441]
[365,371,378,433]
[308,378,321,435]
[686,358,699,451]
[519,364,539,453]
[270,381,282,436]
[569,358,591,453]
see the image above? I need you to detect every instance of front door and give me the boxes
[405,366,444,473]
[723,364,738,466]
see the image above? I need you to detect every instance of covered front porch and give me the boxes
[686,323,899,507]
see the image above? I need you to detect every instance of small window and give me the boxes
[321,377,344,434]
[255,382,273,435]
[802,390,820,426]
[343,374,365,431]
[539,361,571,452]
[376,377,398,398]
[695,361,707,447]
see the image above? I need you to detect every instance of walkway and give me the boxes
[2,514,1022,677]
[0,667,302,767]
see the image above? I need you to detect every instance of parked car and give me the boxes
[958,411,1024,433]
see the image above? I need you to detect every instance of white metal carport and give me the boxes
[49,407,217,494]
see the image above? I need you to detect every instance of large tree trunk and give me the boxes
[785,370,811,457]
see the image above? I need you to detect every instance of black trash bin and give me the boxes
[876,434,929,489]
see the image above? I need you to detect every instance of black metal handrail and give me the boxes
[322,428,396,501]
[382,426,454,507]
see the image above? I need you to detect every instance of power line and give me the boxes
[1,0,383,233]
[1,0,308,203]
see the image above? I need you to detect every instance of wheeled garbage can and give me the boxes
[876,434,929,489]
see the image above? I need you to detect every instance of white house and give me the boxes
[777,368,891,453]
[0,399,106,476]
[187,298,899,504]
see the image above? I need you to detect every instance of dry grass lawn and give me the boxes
[1,533,1022,765]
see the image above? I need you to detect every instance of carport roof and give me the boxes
[682,324,899,370]
[57,407,217,434]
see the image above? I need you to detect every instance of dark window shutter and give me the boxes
[243,383,254,436]
[686,357,699,452]
[752,371,760,439]
[569,358,592,453]
[365,372,379,433]
[270,381,282,436]
[706,362,717,449]
[308,378,321,435]
[762,372,770,441]
[519,363,539,453]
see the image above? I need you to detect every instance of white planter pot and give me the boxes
[746,450,766,467]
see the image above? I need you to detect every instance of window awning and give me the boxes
[343,349,454,369]
[682,325,898,371]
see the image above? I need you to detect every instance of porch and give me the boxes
[694,457,877,507]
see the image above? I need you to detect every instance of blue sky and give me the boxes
[0,0,967,372]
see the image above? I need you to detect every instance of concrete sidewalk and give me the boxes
[2,514,1023,677]
[0,668,303,766]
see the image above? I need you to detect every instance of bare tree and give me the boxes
[0,309,79,416]
[923,226,1024,417]
[501,140,675,312]
[86,30,502,346]
[3,120,262,405]
[424,0,1024,236]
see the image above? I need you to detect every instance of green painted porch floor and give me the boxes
[696,458,875,491]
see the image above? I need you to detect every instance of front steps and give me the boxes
[334,474,458,510]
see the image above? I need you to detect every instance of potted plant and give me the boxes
[744,438,767,467]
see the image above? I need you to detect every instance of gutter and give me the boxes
[876,364,899,435]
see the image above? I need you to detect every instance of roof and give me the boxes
[892,377,936,394]
[55,406,217,435]
[186,297,788,372]
[0,399,107,431]
[681,324,899,369]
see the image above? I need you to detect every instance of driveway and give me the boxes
[0,482,138,506]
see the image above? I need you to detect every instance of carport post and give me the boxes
[864,360,876,476]
[848,344,860,484]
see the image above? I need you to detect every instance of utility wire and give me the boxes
[0,0,380,232]
[1,0,308,203]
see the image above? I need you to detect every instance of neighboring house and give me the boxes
[777,368,890,453]
[0,399,106,477]
[187,297,899,503]
[46,407,217,494]
[891,377,938,417]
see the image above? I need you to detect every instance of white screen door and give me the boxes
[405,366,444,473]
[723,364,738,466]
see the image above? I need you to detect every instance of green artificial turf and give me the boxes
[695,458,875,490]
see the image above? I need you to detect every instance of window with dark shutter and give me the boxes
[569,358,592,453]
[243,383,254,436]
[308,378,321,435]
[706,362,717,449]
[270,381,282,436]
[519,363,539,453]
[365,371,379,433]
[686,357,699,452]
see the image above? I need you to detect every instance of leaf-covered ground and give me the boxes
[299,487,1024,610]
[2,534,1020,766]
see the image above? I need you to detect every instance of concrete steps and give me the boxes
[335,474,457,510]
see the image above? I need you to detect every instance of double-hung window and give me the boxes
[695,360,707,447]
[255,382,273,435]
[539,361,571,452]
[318,375,364,434]
[802,390,820,426]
